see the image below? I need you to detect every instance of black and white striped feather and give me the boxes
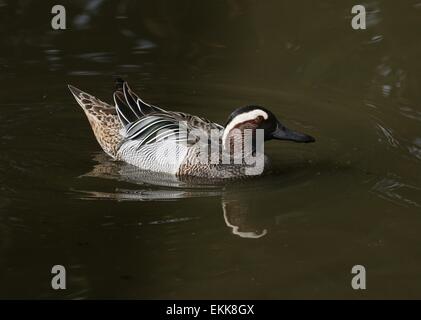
[114,81,165,127]
[114,81,224,150]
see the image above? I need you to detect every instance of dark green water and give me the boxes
[1,0,421,299]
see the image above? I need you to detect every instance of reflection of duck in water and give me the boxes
[77,154,277,238]
[68,80,315,179]
[222,198,267,239]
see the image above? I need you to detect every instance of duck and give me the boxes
[68,79,315,179]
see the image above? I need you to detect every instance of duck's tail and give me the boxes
[68,85,123,159]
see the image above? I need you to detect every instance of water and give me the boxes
[1,0,421,299]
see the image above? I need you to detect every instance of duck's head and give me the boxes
[222,106,315,150]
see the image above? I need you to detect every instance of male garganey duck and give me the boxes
[68,80,315,179]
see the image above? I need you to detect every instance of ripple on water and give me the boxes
[376,123,400,148]
[408,138,421,161]
[399,105,421,122]
[371,176,421,209]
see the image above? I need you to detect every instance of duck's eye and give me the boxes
[253,115,264,125]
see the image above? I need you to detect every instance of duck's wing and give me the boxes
[122,112,190,146]
[115,81,224,148]
[113,81,165,127]
[114,80,223,130]
[121,111,222,150]
[169,111,224,132]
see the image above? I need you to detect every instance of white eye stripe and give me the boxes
[222,110,268,147]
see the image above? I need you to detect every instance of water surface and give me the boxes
[1,0,421,299]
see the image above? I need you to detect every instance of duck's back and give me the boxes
[113,82,224,175]
[69,80,230,176]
